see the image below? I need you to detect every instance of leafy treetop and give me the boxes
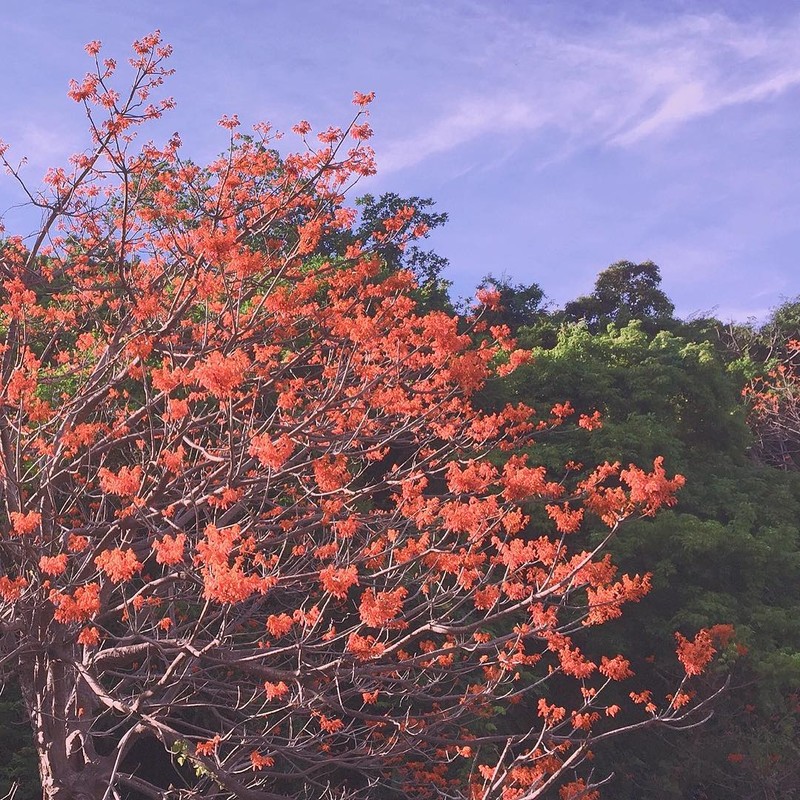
[563,261,675,333]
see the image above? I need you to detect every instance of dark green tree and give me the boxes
[475,273,547,331]
[353,192,453,311]
[563,260,675,332]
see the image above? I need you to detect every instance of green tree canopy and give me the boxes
[563,260,675,332]
[475,273,547,331]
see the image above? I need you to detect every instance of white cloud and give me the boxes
[374,9,800,172]
[611,83,709,146]
[377,97,541,173]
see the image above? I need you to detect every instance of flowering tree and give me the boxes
[742,339,800,470]
[0,34,719,800]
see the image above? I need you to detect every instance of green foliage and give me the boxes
[496,316,800,798]
[761,297,800,344]
[0,690,40,800]
[498,319,748,466]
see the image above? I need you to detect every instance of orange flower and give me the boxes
[193,350,249,399]
[475,287,501,310]
[599,655,633,681]
[620,457,685,516]
[249,433,295,470]
[313,455,350,492]
[152,533,186,566]
[358,587,407,628]
[319,565,358,599]
[316,713,344,733]
[578,410,603,430]
[264,681,289,701]
[39,554,69,576]
[68,534,89,552]
[537,699,566,725]
[9,511,41,536]
[350,122,373,141]
[501,456,562,503]
[675,630,716,676]
[251,751,274,770]
[195,735,220,756]
[545,503,584,534]
[77,626,101,646]
[95,548,143,583]
[352,90,375,107]
[347,633,385,661]
[98,465,142,497]
[266,613,294,638]
[560,780,599,800]
[164,398,189,421]
[473,585,501,611]
[0,575,28,602]
[50,583,101,624]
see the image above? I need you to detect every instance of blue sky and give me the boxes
[1,1,798,321]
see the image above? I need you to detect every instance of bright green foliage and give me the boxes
[498,320,747,465]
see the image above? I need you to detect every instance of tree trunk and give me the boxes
[18,651,114,800]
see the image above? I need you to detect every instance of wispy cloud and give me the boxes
[375,9,800,172]
[378,97,542,173]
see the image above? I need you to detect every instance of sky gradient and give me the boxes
[1,1,798,321]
